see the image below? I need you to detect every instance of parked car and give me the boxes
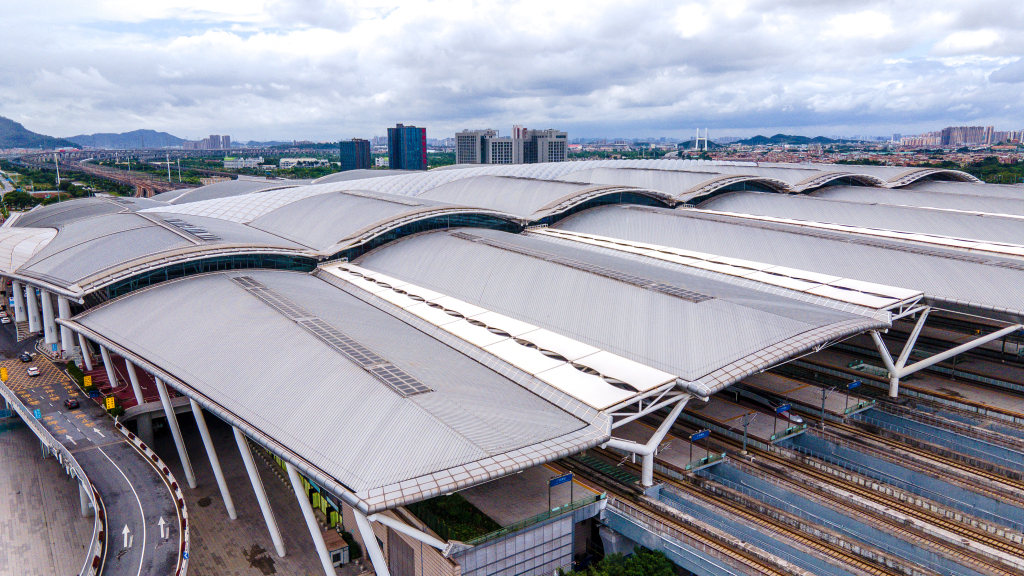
[64,398,80,409]
[18,352,32,362]
[0,317,9,324]
[27,366,40,377]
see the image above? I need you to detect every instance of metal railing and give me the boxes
[463,494,604,547]
[0,382,105,576]
[113,421,190,576]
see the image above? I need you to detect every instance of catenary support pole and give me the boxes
[190,399,236,519]
[77,333,94,371]
[285,462,335,576]
[40,290,57,346]
[11,280,25,322]
[233,427,286,558]
[25,285,41,333]
[353,508,392,576]
[154,377,196,488]
[57,296,73,353]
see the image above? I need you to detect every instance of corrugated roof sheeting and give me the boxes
[554,204,1024,321]
[355,229,874,382]
[556,167,740,198]
[14,198,128,228]
[247,192,429,250]
[312,169,423,185]
[0,227,57,273]
[700,191,1024,245]
[165,179,296,205]
[908,180,1024,200]
[415,176,618,219]
[810,186,1024,217]
[21,226,193,283]
[146,213,308,250]
[74,270,590,494]
[23,213,157,268]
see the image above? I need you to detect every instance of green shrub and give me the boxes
[560,548,674,576]
[66,361,85,385]
[340,530,362,560]
[108,406,125,417]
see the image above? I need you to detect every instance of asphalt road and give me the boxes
[1,317,181,576]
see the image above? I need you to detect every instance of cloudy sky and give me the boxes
[2,0,1022,141]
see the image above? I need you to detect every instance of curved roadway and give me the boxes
[0,321,180,576]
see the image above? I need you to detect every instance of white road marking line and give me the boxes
[99,446,147,576]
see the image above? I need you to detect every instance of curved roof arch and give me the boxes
[791,171,886,192]
[885,167,982,187]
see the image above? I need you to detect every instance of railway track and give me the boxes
[632,398,1024,575]
[555,456,800,576]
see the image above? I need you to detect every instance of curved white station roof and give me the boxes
[7,159,1009,515]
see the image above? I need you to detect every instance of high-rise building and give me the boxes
[222,135,231,149]
[456,129,498,164]
[388,124,427,170]
[940,126,994,147]
[339,138,371,171]
[456,126,568,165]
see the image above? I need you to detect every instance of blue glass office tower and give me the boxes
[387,124,427,170]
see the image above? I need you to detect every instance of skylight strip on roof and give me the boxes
[533,228,920,310]
[695,208,1024,260]
[230,275,431,397]
[319,263,677,409]
[448,231,714,303]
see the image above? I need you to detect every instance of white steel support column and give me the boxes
[77,333,93,371]
[603,394,690,487]
[871,324,1023,398]
[25,285,41,333]
[40,290,57,345]
[154,377,197,488]
[57,296,73,352]
[11,280,25,322]
[285,462,335,576]
[124,360,145,406]
[98,345,119,389]
[233,427,286,558]
[190,399,236,519]
[353,508,392,576]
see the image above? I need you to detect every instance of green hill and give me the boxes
[67,129,184,149]
[0,116,79,149]
[736,134,839,146]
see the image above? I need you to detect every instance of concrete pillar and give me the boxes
[11,280,25,322]
[57,296,73,352]
[25,285,41,333]
[233,427,286,558]
[154,377,196,489]
[77,333,94,371]
[99,346,118,389]
[190,399,236,519]
[40,290,57,345]
[78,481,93,517]
[136,414,154,448]
[285,462,335,576]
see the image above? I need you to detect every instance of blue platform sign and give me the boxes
[848,380,862,390]
[33,409,41,419]
[549,473,573,488]
[689,429,710,442]
[775,403,792,414]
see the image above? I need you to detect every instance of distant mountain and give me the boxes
[0,116,79,149]
[735,134,839,146]
[67,129,184,149]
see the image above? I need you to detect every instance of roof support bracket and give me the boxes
[601,394,690,486]
[367,512,470,557]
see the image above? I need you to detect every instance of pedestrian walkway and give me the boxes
[0,421,93,576]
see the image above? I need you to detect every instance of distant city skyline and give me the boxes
[2,1,1022,142]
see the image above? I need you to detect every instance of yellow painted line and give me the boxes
[541,463,601,495]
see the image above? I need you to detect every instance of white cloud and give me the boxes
[0,0,1021,140]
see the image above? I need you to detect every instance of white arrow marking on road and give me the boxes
[158,516,168,539]
[92,428,105,438]
[65,435,77,446]
[122,525,131,548]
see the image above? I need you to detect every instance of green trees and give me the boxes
[561,548,675,576]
